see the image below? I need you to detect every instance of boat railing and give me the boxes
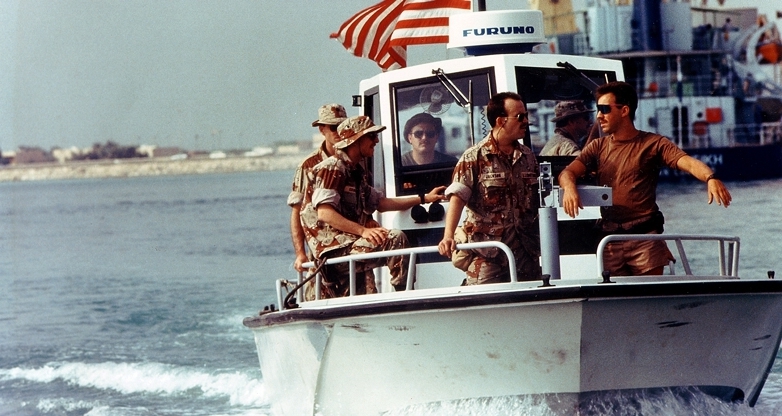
[273,235,741,308]
[596,234,740,278]
[276,241,516,309]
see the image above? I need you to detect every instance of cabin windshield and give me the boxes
[392,69,493,196]
[514,66,618,155]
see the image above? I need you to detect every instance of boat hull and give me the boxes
[245,280,782,415]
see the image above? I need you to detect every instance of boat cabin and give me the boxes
[354,11,624,287]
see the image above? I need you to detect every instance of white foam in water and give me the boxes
[37,401,155,416]
[0,361,268,407]
[36,398,103,414]
[382,395,559,416]
[382,388,782,416]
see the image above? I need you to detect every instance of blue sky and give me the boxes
[0,0,778,152]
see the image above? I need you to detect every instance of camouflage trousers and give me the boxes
[303,269,377,301]
[455,230,541,285]
[309,229,410,299]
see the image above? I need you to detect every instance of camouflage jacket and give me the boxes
[300,150,383,258]
[287,141,330,207]
[445,133,540,244]
[539,129,581,157]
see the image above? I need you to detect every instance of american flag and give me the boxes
[330,0,471,71]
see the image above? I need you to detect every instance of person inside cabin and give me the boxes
[401,112,458,166]
[301,115,446,298]
[539,100,594,156]
[287,103,347,273]
[437,92,541,285]
[558,81,733,277]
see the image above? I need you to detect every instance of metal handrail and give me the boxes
[277,241,517,308]
[595,234,740,278]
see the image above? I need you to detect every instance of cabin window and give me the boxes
[391,69,494,196]
[514,66,617,156]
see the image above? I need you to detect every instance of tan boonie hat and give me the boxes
[312,103,348,127]
[335,115,386,149]
[551,100,594,122]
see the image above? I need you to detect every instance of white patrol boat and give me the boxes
[244,9,782,416]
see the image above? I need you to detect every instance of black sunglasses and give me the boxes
[412,130,437,139]
[596,104,624,114]
[508,112,529,121]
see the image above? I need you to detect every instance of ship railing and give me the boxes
[759,121,782,145]
[276,241,515,308]
[596,234,740,278]
[633,74,718,99]
[727,122,782,146]
[683,121,781,149]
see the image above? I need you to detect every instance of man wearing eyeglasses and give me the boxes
[559,81,732,276]
[302,115,446,298]
[438,92,541,284]
[401,112,458,166]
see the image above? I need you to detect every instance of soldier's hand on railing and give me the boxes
[562,187,584,218]
[438,236,457,257]
[293,253,309,272]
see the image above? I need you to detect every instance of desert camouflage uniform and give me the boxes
[446,133,541,284]
[539,128,581,156]
[300,149,409,298]
[287,141,330,208]
[287,142,332,300]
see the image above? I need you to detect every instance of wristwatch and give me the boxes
[706,173,718,182]
[419,193,426,204]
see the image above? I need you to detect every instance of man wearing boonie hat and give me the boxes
[287,103,347,273]
[300,115,446,298]
[539,100,593,156]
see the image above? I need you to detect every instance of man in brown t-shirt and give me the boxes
[558,81,732,276]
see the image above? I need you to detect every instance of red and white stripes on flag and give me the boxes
[330,0,407,71]
[330,0,471,71]
[391,0,471,46]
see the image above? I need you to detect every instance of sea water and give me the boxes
[0,170,781,415]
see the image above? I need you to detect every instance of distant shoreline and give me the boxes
[0,153,305,182]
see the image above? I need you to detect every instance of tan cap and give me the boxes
[551,100,593,122]
[312,103,348,127]
[334,115,386,149]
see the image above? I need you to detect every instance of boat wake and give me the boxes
[0,361,267,407]
[383,388,775,416]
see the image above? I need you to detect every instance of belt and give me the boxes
[599,211,664,235]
